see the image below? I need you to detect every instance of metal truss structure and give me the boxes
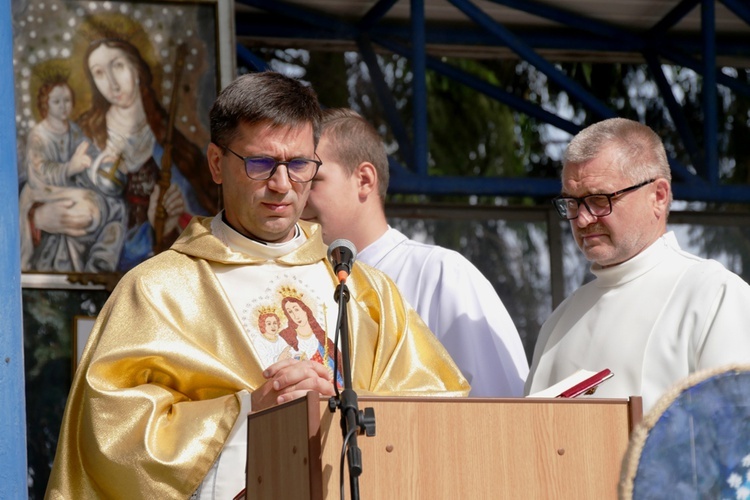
[234,0,750,203]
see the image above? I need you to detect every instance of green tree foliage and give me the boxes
[24,289,108,499]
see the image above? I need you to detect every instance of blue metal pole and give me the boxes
[0,0,28,495]
[411,0,428,176]
[702,0,718,186]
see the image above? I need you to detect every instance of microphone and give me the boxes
[327,239,357,283]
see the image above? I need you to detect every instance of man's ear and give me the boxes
[206,143,224,184]
[653,178,671,216]
[355,162,378,198]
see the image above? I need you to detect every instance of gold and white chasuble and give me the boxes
[46,217,469,499]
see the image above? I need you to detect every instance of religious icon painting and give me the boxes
[13,0,234,280]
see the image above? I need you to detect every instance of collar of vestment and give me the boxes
[590,231,678,288]
[171,215,327,266]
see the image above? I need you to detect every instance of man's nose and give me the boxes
[575,205,598,227]
[267,165,292,192]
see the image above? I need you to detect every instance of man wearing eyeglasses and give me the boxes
[525,117,750,411]
[47,72,468,500]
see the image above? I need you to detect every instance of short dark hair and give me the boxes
[320,108,390,201]
[209,71,322,149]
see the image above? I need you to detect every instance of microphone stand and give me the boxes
[329,281,375,500]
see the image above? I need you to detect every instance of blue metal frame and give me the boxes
[235,0,750,202]
[0,0,28,494]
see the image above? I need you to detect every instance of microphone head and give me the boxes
[327,239,358,280]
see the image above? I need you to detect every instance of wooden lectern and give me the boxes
[246,393,642,499]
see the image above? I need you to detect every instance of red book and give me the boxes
[557,369,614,398]
[527,368,614,398]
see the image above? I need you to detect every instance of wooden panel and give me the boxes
[246,396,317,500]
[248,394,640,500]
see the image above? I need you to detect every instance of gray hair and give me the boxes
[564,118,671,184]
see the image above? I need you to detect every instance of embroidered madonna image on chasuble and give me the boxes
[240,278,344,388]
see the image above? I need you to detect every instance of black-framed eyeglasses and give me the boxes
[552,178,656,220]
[221,145,322,183]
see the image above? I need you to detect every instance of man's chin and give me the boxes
[586,250,625,268]
[581,244,610,264]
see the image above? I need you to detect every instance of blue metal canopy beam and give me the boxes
[235,0,750,202]
[448,0,617,121]
[721,0,750,26]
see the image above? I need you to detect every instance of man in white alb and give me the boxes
[524,117,750,412]
[302,108,529,397]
